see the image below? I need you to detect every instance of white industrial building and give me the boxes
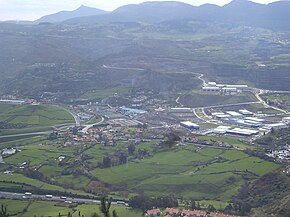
[207,82,217,86]
[202,87,220,92]
[236,119,262,128]
[226,111,243,118]
[227,128,259,136]
[203,82,248,92]
[221,87,238,93]
[265,122,288,130]
[245,117,265,122]
[282,117,290,124]
[225,84,249,90]
[212,126,231,134]
[180,121,200,130]
[239,109,253,116]
[0,99,25,105]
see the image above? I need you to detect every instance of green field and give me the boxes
[180,91,257,108]
[195,135,251,149]
[73,86,130,101]
[0,104,74,136]
[0,173,90,196]
[0,199,142,217]
[0,139,280,204]
[91,147,279,201]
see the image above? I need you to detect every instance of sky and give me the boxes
[0,0,279,21]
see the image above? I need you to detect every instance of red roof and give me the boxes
[182,209,206,215]
[165,207,179,213]
[209,213,240,217]
[146,209,161,214]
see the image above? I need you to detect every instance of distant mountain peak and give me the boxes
[35,5,107,23]
[77,5,94,10]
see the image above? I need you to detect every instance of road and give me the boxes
[254,88,289,114]
[54,104,81,127]
[0,191,127,206]
[81,116,105,134]
[197,73,206,87]
[0,131,51,139]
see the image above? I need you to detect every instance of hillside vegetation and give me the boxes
[0,104,74,136]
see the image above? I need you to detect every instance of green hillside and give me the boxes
[0,104,74,136]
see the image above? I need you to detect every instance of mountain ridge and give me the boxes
[61,0,290,30]
[34,5,108,23]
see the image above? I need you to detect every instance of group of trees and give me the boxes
[129,195,178,212]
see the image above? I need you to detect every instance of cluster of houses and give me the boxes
[146,208,240,217]
[266,144,290,162]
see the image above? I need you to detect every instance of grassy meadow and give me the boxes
[0,104,74,137]
[91,146,279,201]
[0,199,142,217]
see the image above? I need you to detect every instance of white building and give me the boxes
[239,109,253,116]
[245,117,265,122]
[226,111,243,118]
[202,87,220,92]
[265,122,288,130]
[222,87,238,93]
[180,121,200,130]
[282,117,290,124]
[227,128,259,136]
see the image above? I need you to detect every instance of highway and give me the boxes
[0,131,50,139]
[0,191,127,206]
[81,116,105,134]
[254,88,289,114]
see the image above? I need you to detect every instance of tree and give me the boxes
[102,156,111,168]
[91,213,100,217]
[207,204,216,212]
[99,197,120,217]
[224,203,233,214]
[0,204,9,217]
[128,144,135,155]
[100,196,111,217]
[112,210,119,217]
[72,126,78,135]
[190,199,196,210]
[67,212,72,217]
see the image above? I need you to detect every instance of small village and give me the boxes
[146,207,240,217]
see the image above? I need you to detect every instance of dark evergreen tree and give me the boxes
[0,204,9,217]
[100,196,111,217]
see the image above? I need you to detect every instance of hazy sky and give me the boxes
[0,0,279,21]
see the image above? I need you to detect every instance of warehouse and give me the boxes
[226,111,243,118]
[222,87,238,93]
[239,109,253,116]
[119,107,147,115]
[212,126,231,134]
[202,87,220,92]
[245,117,265,122]
[236,119,262,128]
[180,121,200,130]
[265,122,288,130]
[207,82,217,86]
[225,84,249,90]
[227,128,259,136]
[282,117,290,124]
